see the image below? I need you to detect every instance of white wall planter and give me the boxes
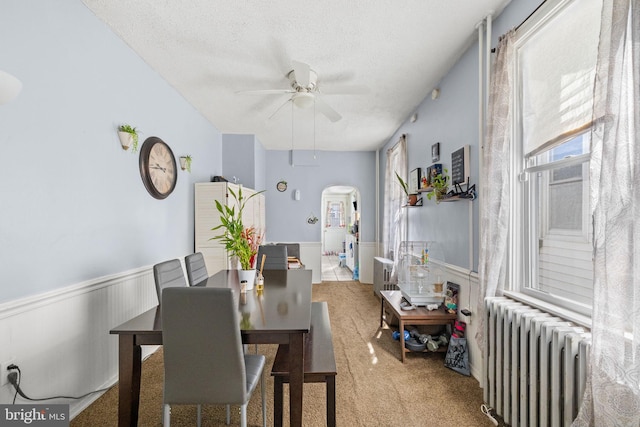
[179,156,192,172]
[118,131,134,150]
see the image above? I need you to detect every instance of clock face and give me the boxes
[139,137,177,199]
[276,181,287,192]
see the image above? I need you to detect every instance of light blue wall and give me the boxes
[222,134,264,190]
[378,0,543,271]
[254,138,267,191]
[0,0,221,303]
[265,150,376,243]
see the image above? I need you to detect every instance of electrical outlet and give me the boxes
[1,359,15,386]
[461,308,472,325]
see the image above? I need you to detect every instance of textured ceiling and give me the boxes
[82,0,509,151]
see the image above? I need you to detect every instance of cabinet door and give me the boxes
[194,183,264,272]
[251,193,266,234]
[239,189,265,235]
[199,247,229,276]
[194,183,228,247]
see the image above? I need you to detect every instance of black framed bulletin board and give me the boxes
[451,145,470,186]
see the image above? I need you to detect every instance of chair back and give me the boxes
[257,245,288,270]
[276,243,300,260]
[185,252,208,286]
[162,287,248,404]
[153,259,187,304]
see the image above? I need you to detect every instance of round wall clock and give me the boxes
[276,180,287,192]
[139,137,177,199]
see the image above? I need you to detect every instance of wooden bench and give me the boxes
[271,301,337,427]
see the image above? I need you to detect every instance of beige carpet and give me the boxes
[71,281,494,426]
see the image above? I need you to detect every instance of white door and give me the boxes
[322,195,348,254]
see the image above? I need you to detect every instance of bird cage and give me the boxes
[398,241,446,306]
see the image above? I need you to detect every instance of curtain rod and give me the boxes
[491,0,547,52]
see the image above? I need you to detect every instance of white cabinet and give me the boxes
[194,182,265,274]
[345,234,358,271]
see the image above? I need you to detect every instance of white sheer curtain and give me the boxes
[383,135,407,282]
[573,0,640,425]
[476,31,515,347]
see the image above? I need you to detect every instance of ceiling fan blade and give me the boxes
[237,89,294,95]
[267,98,292,121]
[315,97,342,122]
[291,60,311,87]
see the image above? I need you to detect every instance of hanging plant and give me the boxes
[118,124,139,153]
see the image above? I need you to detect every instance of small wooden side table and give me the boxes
[380,290,457,363]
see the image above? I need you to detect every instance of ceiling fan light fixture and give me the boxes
[292,92,315,109]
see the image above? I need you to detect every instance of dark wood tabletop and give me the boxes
[112,269,313,337]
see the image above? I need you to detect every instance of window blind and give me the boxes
[519,0,602,157]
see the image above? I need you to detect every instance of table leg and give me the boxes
[399,319,406,363]
[118,334,141,427]
[326,375,336,427]
[288,333,304,427]
[380,298,385,327]
[274,376,283,427]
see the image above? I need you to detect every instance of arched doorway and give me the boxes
[321,186,360,282]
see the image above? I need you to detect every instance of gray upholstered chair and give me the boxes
[257,245,288,270]
[276,243,300,260]
[153,259,187,305]
[185,252,208,286]
[161,287,266,427]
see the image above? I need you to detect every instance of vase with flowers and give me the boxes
[211,186,265,289]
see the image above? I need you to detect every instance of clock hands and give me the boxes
[150,163,166,173]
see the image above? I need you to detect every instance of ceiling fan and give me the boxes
[239,60,366,123]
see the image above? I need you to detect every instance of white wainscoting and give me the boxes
[358,242,375,284]
[299,242,322,283]
[0,265,160,418]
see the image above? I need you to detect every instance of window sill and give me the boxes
[502,290,592,330]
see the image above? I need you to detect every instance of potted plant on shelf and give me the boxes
[426,169,450,203]
[211,186,265,289]
[395,172,419,206]
[118,124,139,152]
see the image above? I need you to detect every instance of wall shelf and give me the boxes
[438,195,475,202]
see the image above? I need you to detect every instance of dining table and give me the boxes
[110,268,313,427]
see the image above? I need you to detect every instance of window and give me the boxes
[383,136,407,263]
[325,201,345,228]
[524,134,593,312]
[512,0,601,315]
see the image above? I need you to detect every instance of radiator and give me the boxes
[373,257,396,297]
[484,297,591,427]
